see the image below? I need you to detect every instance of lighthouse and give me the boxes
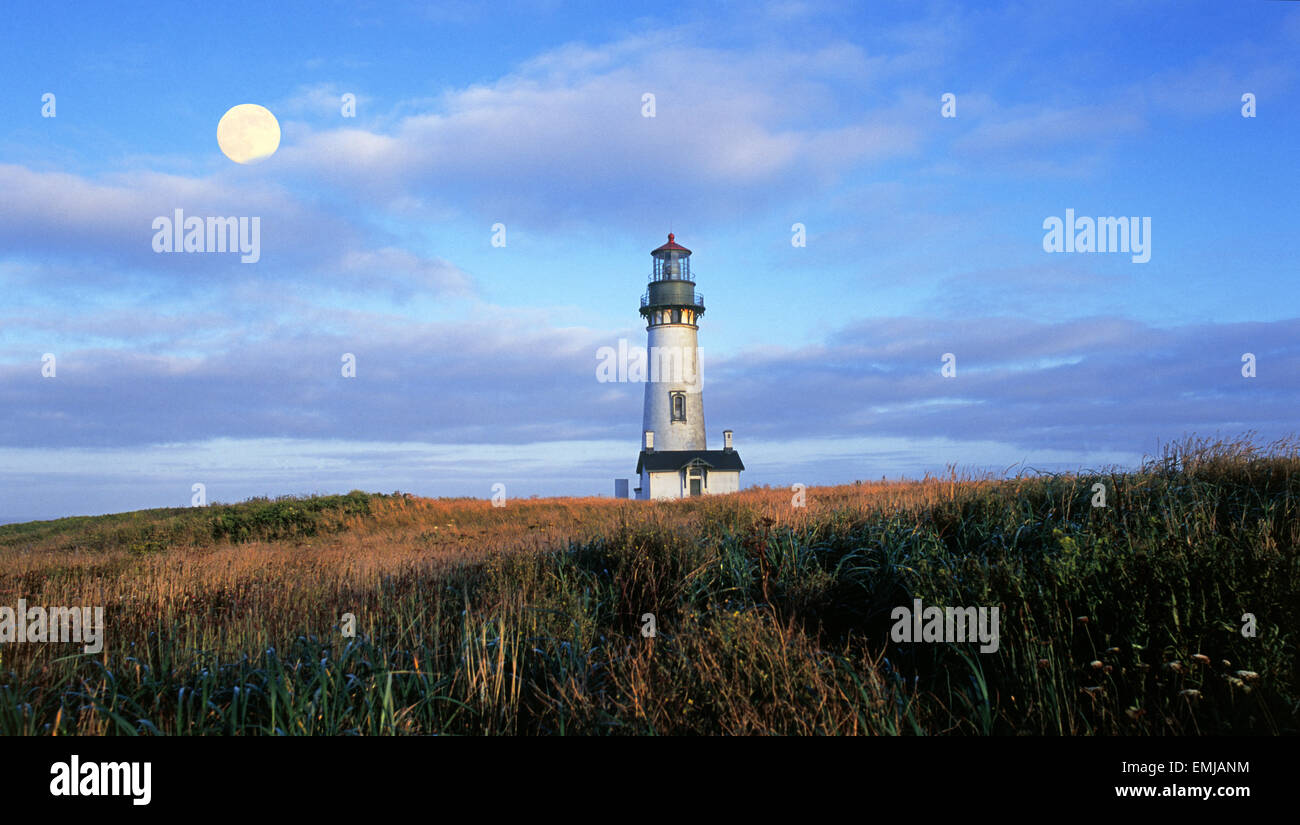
[631,234,743,500]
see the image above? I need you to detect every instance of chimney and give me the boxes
[723,430,733,451]
[644,430,654,452]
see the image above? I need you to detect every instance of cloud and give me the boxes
[274,33,923,223]
[0,163,346,266]
[0,163,475,302]
[277,83,369,119]
[707,315,1300,453]
[951,104,1145,158]
[4,311,1296,460]
[1132,42,1297,118]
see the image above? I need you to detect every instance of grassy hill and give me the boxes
[1,436,1297,735]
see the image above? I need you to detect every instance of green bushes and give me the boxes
[0,491,384,553]
[207,491,375,543]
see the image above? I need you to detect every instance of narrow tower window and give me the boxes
[670,391,686,422]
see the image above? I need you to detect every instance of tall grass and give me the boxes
[0,436,1296,734]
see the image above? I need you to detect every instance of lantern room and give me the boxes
[651,233,692,281]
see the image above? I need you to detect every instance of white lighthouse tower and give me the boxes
[632,234,743,500]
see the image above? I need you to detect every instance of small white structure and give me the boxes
[635,429,743,499]
[629,235,744,500]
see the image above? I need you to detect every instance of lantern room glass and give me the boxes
[653,251,691,281]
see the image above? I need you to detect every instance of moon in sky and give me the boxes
[216,104,281,164]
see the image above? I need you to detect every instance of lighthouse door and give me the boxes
[686,463,704,496]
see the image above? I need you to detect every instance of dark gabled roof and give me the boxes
[636,449,744,475]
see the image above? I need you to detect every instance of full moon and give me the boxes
[216,104,281,164]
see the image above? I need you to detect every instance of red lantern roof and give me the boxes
[652,232,691,255]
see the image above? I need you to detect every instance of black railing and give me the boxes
[642,291,704,308]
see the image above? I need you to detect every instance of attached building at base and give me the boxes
[636,441,745,500]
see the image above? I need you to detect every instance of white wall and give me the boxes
[640,323,707,452]
[648,471,681,499]
[706,470,740,494]
[640,468,741,499]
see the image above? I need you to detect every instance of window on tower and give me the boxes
[670,391,686,422]
[672,309,681,324]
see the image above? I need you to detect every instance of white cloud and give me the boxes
[274,32,922,217]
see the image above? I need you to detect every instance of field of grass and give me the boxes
[1,436,1296,735]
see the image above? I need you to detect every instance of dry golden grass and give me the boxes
[1,477,985,626]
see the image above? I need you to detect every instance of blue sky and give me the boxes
[2,0,1298,523]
